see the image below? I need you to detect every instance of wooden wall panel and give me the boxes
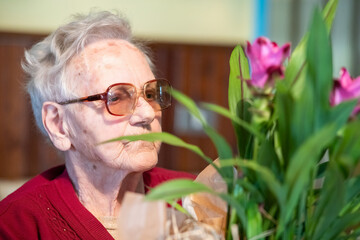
[0,45,28,178]
[152,43,236,173]
[0,33,64,179]
[0,32,236,178]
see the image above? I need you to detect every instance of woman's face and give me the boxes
[65,39,161,172]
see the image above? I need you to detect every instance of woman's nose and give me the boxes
[129,97,155,126]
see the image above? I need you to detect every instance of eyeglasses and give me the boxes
[58,79,172,116]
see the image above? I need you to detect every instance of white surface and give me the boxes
[0,179,28,200]
[0,0,254,45]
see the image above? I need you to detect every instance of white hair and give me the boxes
[23,11,154,135]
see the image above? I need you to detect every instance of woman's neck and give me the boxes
[64,155,145,218]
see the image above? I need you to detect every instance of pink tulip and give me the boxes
[330,67,360,115]
[246,37,291,88]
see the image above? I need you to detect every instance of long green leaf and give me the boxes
[320,211,360,240]
[288,7,333,156]
[329,99,358,131]
[275,82,296,164]
[201,102,265,141]
[277,6,337,166]
[309,159,346,239]
[101,132,217,170]
[219,158,285,207]
[330,119,360,171]
[218,193,247,231]
[337,228,360,240]
[345,176,360,206]
[228,45,253,158]
[255,139,283,205]
[322,0,339,32]
[236,100,256,159]
[283,0,339,91]
[228,45,250,115]
[279,123,337,235]
[246,202,263,239]
[305,7,333,132]
[171,89,205,124]
[145,179,214,201]
[256,139,282,180]
[171,89,234,187]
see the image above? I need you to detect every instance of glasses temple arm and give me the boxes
[58,93,106,105]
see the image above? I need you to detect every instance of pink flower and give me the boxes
[330,67,360,115]
[246,37,291,88]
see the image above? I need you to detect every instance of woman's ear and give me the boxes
[42,102,71,151]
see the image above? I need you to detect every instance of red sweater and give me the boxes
[0,165,195,239]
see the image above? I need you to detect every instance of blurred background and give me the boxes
[0,0,359,196]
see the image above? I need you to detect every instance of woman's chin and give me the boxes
[131,153,158,172]
[114,150,158,172]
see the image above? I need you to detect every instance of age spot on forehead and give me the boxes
[71,39,151,88]
[107,41,117,47]
[102,39,142,55]
[68,56,87,75]
[65,55,90,95]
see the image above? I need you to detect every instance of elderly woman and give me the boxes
[0,11,194,239]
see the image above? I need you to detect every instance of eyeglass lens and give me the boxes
[106,79,171,115]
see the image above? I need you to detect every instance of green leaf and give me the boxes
[330,119,360,177]
[202,125,235,189]
[279,123,338,235]
[219,158,285,206]
[246,202,263,239]
[255,139,283,203]
[235,178,264,203]
[228,45,250,116]
[171,89,234,188]
[256,139,282,179]
[283,0,338,91]
[101,132,217,170]
[287,7,333,156]
[218,193,247,231]
[320,211,360,240]
[171,89,205,124]
[322,0,339,32]
[201,102,265,141]
[145,179,213,201]
[236,100,256,159]
[336,227,360,240]
[305,7,333,132]
[307,120,360,238]
[167,200,191,216]
[275,82,296,163]
[228,45,253,158]
[329,99,358,131]
[203,126,233,160]
[345,176,360,206]
[309,159,346,239]
[277,6,338,166]
[283,35,308,93]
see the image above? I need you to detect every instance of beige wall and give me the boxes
[0,0,254,45]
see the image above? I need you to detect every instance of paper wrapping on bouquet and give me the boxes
[117,192,222,239]
[182,159,228,236]
[117,160,227,239]
[117,192,167,240]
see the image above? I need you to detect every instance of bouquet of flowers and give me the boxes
[108,0,360,238]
